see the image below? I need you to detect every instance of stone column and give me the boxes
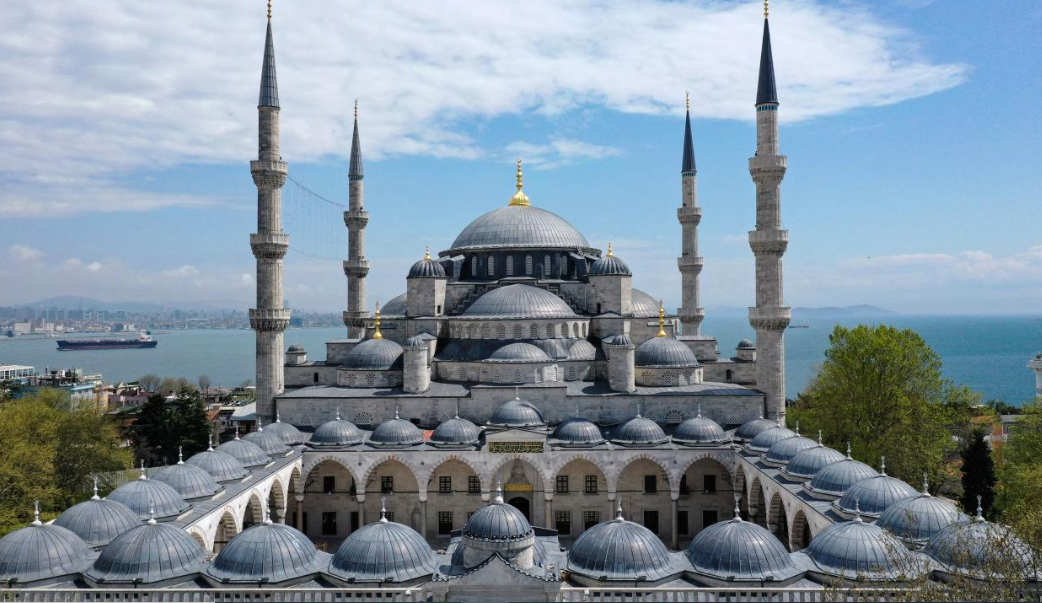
[294,494,304,530]
[357,494,366,525]
[544,494,553,528]
[419,491,428,539]
[670,496,680,550]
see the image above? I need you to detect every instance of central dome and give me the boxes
[464,284,576,318]
[447,205,591,253]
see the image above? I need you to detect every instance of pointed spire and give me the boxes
[697,404,703,418]
[755,1,779,106]
[975,495,984,521]
[335,407,342,421]
[493,481,504,504]
[349,100,364,180]
[656,300,667,337]
[853,498,863,523]
[31,500,42,526]
[147,499,157,525]
[515,386,520,400]
[139,459,148,480]
[922,473,930,496]
[606,242,614,258]
[258,3,280,108]
[733,495,742,520]
[509,159,530,206]
[257,417,264,432]
[372,301,383,339]
[263,499,274,525]
[235,424,241,440]
[817,430,823,446]
[636,402,642,418]
[91,476,101,501]
[794,421,800,436]
[380,495,388,522]
[394,405,400,420]
[455,401,461,419]
[207,433,214,452]
[615,499,624,521]
[177,446,184,465]
[275,410,281,423]
[682,92,696,174]
[879,456,886,476]
[424,246,431,261]
[845,441,852,459]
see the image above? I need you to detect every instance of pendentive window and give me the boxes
[525,255,533,275]
[544,255,552,277]
[487,255,495,276]
[506,255,514,276]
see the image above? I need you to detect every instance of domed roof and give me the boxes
[589,246,631,276]
[186,442,250,482]
[370,410,424,446]
[463,284,575,318]
[54,485,142,549]
[0,508,95,584]
[407,249,446,278]
[287,344,305,353]
[344,338,404,370]
[329,506,436,583]
[782,440,846,481]
[804,514,923,581]
[86,514,206,585]
[216,433,271,468]
[877,479,968,547]
[602,333,633,347]
[153,452,222,500]
[673,410,727,445]
[447,204,590,253]
[489,394,546,427]
[380,293,408,317]
[568,503,676,582]
[686,509,800,583]
[310,411,364,446]
[208,521,327,584]
[804,447,878,498]
[242,420,290,456]
[734,414,775,441]
[107,468,191,520]
[746,424,796,454]
[567,339,597,360]
[265,413,304,445]
[486,342,551,363]
[763,433,817,465]
[403,335,428,349]
[834,461,918,518]
[612,412,668,446]
[924,507,1035,578]
[737,339,755,350]
[463,487,533,542]
[631,289,663,318]
[431,413,480,446]
[634,336,699,368]
[552,417,605,447]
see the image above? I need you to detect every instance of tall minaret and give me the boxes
[343,101,370,339]
[748,0,791,423]
[677,92,705,335]
[250,0,290,421]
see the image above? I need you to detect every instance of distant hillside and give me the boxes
[15,296,243,313]
[710,305,897,318]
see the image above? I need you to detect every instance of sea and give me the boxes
[2,315,1040,405]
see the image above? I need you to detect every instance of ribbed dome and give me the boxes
[464,495,533,541]
[925,515,1035,577]
[431,414,480,446]
[568,506,675,582]
[782,444,846,481]
[877,488,968,547]
[486,342,550,363]
[763,434,817,465]
[746,425,796,454]
[552,417,605,446]
[464,284,575,318]
[602,334,633,347]
[804,448,878,498]
[207,522,327,584]
[186,448,249,482]
[734,415,777,441]
[107,473,191,520]
[153,459,222,500]
[0,517,95,584]
[805,517,923,581]
[403,335,428,349]
[737,339,755,350]
[673,411,727,445]
[686,514,801,583]
[448,204,590,253]
[407,254,446,279]
[835,468,918,518]
[310,413,364,446]
[54,495,142,549]
[216,437,271,468]
[344,338,404,370]
[489,395,546,427]
[86,521,206,585]
[265,414,304,445]
[634,337,699,368]
[631,289,663,318]
[370,412,424,446]
[329,515,436,583]
[380,293,408,317]
[612,414,668,446]
[567,339,597,360]
[243,422,290,456]
[589,253,631,276]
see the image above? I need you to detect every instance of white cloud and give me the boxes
[8,244,43,262]
[0,0,967,216]
[162,265,201,279]
[85,261,102,273]
[505,138,622,169]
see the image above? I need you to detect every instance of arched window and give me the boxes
[560,322,568,338]
[497,324,506,339]
[544,255,552,277]
[663,371,673,386]
[487,255,495,276]
[493,368,501,382]
[567,367,576,381]
[725,369,733,382]
[481,324,491,339]
[347,374,355,387]
[366,373,376,387]
[514,369,523,384]
[525,255,533,275]
[468,325,477,339]
[513,324,523,339]
[582,323,587,336]
[506,255,514,276]
[460,367,468,381]
[546,324,555,338]
[530,324,539,338]
[471,255,478,277]
[642,370,652,382]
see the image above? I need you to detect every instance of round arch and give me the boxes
[419,455,485,492]
[268,478,287,523]
[790,509,811,552]
[767,492,788,546]
[243,491,265,529]
[611,454,673,494]
[302,454,361,485]
[488,457,546,526]
[188,529,208,552]
[364,458,422,532]
[748,477,767,528]
[214,510,239,553]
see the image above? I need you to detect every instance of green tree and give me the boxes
[788,324,977,487]
[134,393,172,464]
[168,388,212,459]
[132,388,212,465]
[960,429,996,518]
[997,401,1042,551]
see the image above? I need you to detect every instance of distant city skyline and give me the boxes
[1,0,1040,315]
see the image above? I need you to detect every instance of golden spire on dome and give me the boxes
[606,242,614,258]
[656,300,667,337]
[685,91,690,112]
[372,301,383,339]
[764,0,769,19]
[267,0,272,21]
[509,159,530,206]
[424,245,431,261]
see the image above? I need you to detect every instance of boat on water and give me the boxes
[56,332,158,351]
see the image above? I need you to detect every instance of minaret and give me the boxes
[677,91,705,335]
[1029,352,1042,398]
[748,0,791,423]
[343,101,370,338]
[250,0,290,422]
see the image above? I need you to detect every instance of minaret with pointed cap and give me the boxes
[748,0,790,424]
[343,100,370,339]
[250,0,290,422]
[677,91,706,335]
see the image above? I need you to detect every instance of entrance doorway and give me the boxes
[508,497,531,521]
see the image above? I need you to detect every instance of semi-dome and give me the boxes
[310,411,364,446]
[431,413,480,446]
[734,414,777,441]
[612,413,668,446]
[631,289,663,318]
[463,284,575,318]
[804,446,879,498]
[0,509,95,585]
[877,480,968,548]
[782,441,846,481]
[568,503,676,582]
[369,410,424,446]
[924,508,1035,578]
[186,441,250,482]
[763,433,818,466]
[107,468,191,520]
[589,246,631,276]
[153,452,222,500]
[463,492,533,542]
[207,521,327,585]
[447,204,591,253]
[265,413,304,445]
[634,336,699,368]
[489,394,546,427]
[552,417,605,447]
[343,338,404,370]
[380,293,408,317]
[216,434,271,468]
[242,420,290,455]
[746,424,796,454]
[803,514,924,581]
[834,461,918,518]
[54,486,142,549]
[686,509,801,584]
[486,342,550,363]
[407,249,446,278]
[328,510,436,583]
[673,410,727,445]
[86,516,207,586]
[567,339,597,360]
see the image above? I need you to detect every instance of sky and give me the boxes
[0,0,1040,315]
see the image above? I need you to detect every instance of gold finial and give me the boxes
[656,300,667,337]
[267,0,272,21]
[372,302,383,339]
[354,99,358,119]
[509,159,530,206]
[606,243,614,258]
[764,0,769,19]
[685,91,690,112]
[424,246,431,261]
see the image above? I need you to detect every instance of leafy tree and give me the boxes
[134,393,172,465]
[986,399,1021,416]
[138,373,161,393]
[132,388,212,465]
[788,324,977,487]
[168,388,212,459]
[997,401,1042,551]
[960,429,996,518]
[198,374,212,395]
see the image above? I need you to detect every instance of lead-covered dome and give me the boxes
[734,414,776,441]
[463,494,533,542]
[310,412,364,446]
[370,411,424,446]
[380,293,408,317]
[86,519,207,586]
[242,421,290,456]
[407,249,446,278]
[631,289,663,318]
[107,471,191,520]
[265,413,304,445]
[328,513,436,583]
[877,483,968,548]
[486,342,550,363]
[673,410,727,445]
[746,424,796,454]
[834,464,918,519]
[804,446,878,498]
[489,395,546,427]
[54,491,142,549]
[924,512,1035,578]
[464,284,575,318]
[552,417,605,447]
[686,511,801,584]
[589,248,631,276]
[782,442,846,481]
[612,413,668,446]
[153,455,222,500]
[567,339,597,360]
[763,433,817,466]
[568,504,676,582]
[344,338,404,370]
[447,204,590,253]
[431,413,480,446]
[0,513,95,585]
[802,515,924,581]
[186,446,249,482]
[216,436,271,468]
[635,336,699,367]
[207,521,328,585]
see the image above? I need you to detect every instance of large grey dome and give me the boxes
[612,414,668,446]
[486,342,550,363]
[107,474,191,520]
[489,395,546,427]
[54,496,142,549]
[328,516,436,583]
[834,470,918,518]
[804,450,878,498]
[568,507,676,582]
[464,496,533,541]
[242,423,290,455]
[631,289,663,318]
[86,521,206,586]
[686,514,801,584]
[266,414,304,445]
[216,437,271,468]
[635,336,699,368]
[186,448,249,482]
[782,444,846,481]
[552,417,605,447]
[344,338,404,370]
[763,434,817,465]
[589,251,631,276]
[746,425,796,454]
[803,517,923,581]
[734,415,777,441]
[673,412,727,445]
[380,293,408,317]
[464,284,575,318]
[370,412,424,446]
[447,204,590,253]
[207,522,327,584]
[310,414,364,446]
[431,414,480,446]
[153,459,222,500]
[877,488,968,548]
[0,518,95,584]
[924,515,1035,578]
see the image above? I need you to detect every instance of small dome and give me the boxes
[877,486,968,547]
[287,344,305,353]
[734,415,777,441]
[310,413,364,446]
[489,395,546,427]
[673,411,727,445]
[782,444,846,481]
[208,522,327,584]
[567,339,597,360]
[612,414,668,446]
[153,458,222,500]
[329,514,436,583]
[186,448,249,482]
[589,249,631,276]
[486,342,550,363]
[602,334,633,347]
[464,494,533,542]
[431,414,480,446]
[552,417,605,447]
[0,515,94,584]
[54,494,142,549]
[407,251,446,278]
[463,284,576,318]
[805,453,878,499]
[344,338,404,370]
[635,337,699,368]
[403,335,428,349]
[107,472,191,520]
[737,339,755,350]
[86,521,206,585]
[243,422,291,456]
[805,517,923,581]
[448,204,590,254]
[216,436,271,467]
[686,513,801,583]
[631,289,663,318]
[763,434,817,465]
[568,505,675,582]
[925,514,1035,578]
[380,293,408,317]
[266,414,304,445]
[834,467,918,518]
[746,424,796,454]
[370,411,425,446]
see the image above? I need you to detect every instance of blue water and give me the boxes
[1,315,1039,404]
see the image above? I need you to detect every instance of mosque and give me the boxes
[1,2,1036,601]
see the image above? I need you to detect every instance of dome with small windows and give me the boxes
[407,250,446,278]
[310,413,364,446]
[153,457,223,501]
[328,512,436,583]
[567,339,597,360]
[369,411,424,446]
[485,342,550,363]
[489,395,546,427]
[589,248,631,276]
[463,492,533,542]
[612,413,668,446]
[804,451,878,499]
[431,413,480,446]
[568,504,677,582]
[343,338,404,370]
[877,483,968,548]
[762,433,817,465]
[0,512,96,585]
[801,515,925,581]
[54,494,142,549]
[216,436,271,468]
[107,471,192,521]
[464,284,576,318]
[746,424,796,454]
[673,411,727,445]
[447,204,591,254]
[782,443,846,481]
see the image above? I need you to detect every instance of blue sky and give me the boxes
[1,0,1040,315]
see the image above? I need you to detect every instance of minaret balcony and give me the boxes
[250,159,288,188]
[343,259,371,278]
[748,229,788,255]
[677,256,704,272]
[677,206,702,224]
[250,232,289,259]
[748,155,787,183]
[748,307,791,331]
[343,209,370,229]
[250,308,291,332]
[343,310,370,329]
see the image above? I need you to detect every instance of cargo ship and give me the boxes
[57,332,157,351]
